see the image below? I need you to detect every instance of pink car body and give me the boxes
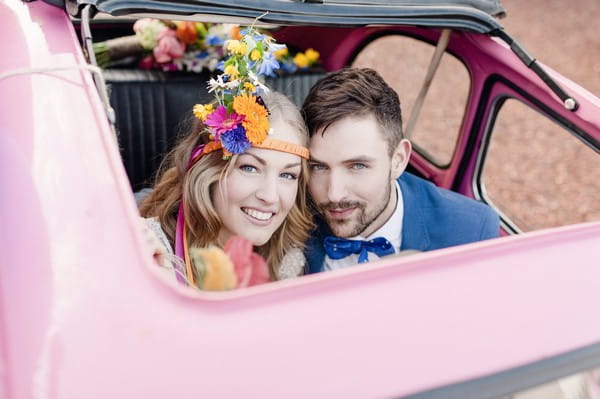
[1,0,600,398]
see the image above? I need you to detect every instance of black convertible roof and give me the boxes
[66,0,506,33]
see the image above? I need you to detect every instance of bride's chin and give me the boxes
[249,236,268,247]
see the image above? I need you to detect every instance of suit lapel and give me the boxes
[399,174,431,252]
[306,219,329,274]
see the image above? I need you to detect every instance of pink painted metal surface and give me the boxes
[2,2,600,399]
[0,0,149,397]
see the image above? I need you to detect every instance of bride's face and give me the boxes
[212,119,304,246]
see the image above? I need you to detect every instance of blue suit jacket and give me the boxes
[305,172,500,274]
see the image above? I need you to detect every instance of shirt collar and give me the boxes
[354,180,404,252]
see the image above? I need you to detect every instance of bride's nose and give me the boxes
[255,175,278,204]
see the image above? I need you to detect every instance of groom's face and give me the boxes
[308,114,408,238]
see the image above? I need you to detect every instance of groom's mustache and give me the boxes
[318,200,365,212]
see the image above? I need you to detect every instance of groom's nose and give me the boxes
[325,170,349,203]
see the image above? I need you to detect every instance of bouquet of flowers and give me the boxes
[94,19,234,72]
[189,236,270,290]
[93,19,319,75]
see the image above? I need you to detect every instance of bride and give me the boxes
[139,28,313,286]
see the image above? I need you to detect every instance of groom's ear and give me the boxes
[391,139,412,180]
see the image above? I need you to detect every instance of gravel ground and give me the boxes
[478,0,600,230]
[355,0,600,232]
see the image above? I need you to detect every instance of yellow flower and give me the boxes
[190,246,237,291]
[226,40,247,56]
[224,64,239,78]
[233,93,269,144]
[293,52,309,68]
[250,49,262,62]
[305,48,320,64]
[243,82,256,92]
[193,103,214,121]
[274,47,288,59]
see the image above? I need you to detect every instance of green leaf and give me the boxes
[245,35,257,54]
[238,60,248,75]
[223,93,234,111]
[196,22,208,37]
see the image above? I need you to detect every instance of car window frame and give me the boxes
[470,76,600,234]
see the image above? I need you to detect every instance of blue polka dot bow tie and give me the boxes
[324,236,395,263]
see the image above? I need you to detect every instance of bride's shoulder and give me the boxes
[142,217,174,255]
[277,247,306,280]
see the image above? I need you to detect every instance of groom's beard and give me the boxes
[317,180,391,238]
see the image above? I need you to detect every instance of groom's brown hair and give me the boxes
[301,68,403,156]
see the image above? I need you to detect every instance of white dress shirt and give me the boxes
[324,181,404,271]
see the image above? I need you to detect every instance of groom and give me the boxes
[301,68,499,274]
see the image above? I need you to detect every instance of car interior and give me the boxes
[87,20,441,196]
[78,3,600,237]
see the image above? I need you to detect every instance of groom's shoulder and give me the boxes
[400,172,487,210]
[399,172,499,232]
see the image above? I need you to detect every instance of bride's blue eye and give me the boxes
[240,165,258,173]
[280,172,298,180]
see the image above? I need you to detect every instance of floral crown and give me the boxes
[187,26,309,166]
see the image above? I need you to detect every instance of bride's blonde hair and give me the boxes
[140,92,314,279]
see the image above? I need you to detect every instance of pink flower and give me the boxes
[153,29,185,63]
[224,236,270,288]
[161,62,179,72]
[138,55,155,70]
[204,105,245,137]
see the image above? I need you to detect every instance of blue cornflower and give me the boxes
[220,125,251,154]
[240,29,266,41]
[280,61,297,74]
[196,50,209,59]
[256,52,280,77]
[205,35,225,46]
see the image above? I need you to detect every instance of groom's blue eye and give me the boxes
[351,163,367,170]
[309,163,327,171]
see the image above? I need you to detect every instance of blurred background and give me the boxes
[502,0,599,96]
[484,0,599,230]
[354,0,600,231]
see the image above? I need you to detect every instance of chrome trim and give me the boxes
[79,5,117,131]
[471,94,522,234]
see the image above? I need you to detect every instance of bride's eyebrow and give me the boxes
[243,153,301,169]
[240,153,266,165]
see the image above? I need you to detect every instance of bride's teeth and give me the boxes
[243,208,272,221]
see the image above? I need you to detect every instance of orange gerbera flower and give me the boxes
[175,21,198,45]
[190,246,237,291]
[233,93,269,144]
[230,25,242,40]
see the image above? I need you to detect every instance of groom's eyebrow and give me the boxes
[308,156,326,164]
[309,156,374,164]
[343,156,375,163]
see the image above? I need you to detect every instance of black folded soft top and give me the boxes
[64,0,506,33]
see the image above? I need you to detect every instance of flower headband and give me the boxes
[174,26,309,285]
[186,26,309,165]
